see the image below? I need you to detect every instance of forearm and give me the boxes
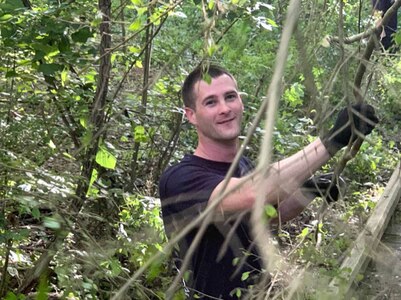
[264,138,330,201]
[211,138,330,213]
[271,189,316,223]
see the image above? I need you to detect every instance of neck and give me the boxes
[194,136,239,162]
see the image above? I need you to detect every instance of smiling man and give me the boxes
[159,64,378,299]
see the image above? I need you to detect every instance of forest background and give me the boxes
[1,0,401,299]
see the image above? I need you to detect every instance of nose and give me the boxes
[218,100,231,114]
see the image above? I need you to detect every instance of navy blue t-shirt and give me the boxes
[159,154,261,299]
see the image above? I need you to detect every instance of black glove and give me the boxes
[322,103,379,156]
[302,173,345,203]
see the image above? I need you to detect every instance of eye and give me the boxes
[204,98,216,106]
[226,93,237,101]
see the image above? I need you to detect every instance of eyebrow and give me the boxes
[201,90,238,102]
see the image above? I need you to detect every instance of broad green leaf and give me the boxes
[131,0,143,5]
[110,258,122,277]
[32,207,40,219]
[96,147,117,169]
[71,27,93,43]
[134,125,147,142]
[129,19,143,31]
[0,14,13,21]
[38,63,63,75]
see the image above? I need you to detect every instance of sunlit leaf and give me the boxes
[129,19,143,31]
[96,147,117,169]
[131,0,143,5]
[61,69,68,86]
[0,14,13,21]
[241,271,250,281]
[264,204,277,218]
[134,125,147,143]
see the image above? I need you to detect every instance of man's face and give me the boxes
[185,74,244,143]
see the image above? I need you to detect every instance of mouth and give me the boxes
[217,117,236,125]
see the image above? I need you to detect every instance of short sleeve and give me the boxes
[159,164,224,236]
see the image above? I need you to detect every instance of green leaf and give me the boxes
[89,168,98,188]
[236,288,241,298]
[32,207,40,219]
[37,275,49,300]
[1,25,14,38]
[202,73,212,84]
[355,273,364,282]
[129,19,143,31]
[241,271,250,281]
[38,63,64,75]
[5,70,17,78]
[299,227,309,238]
[43,217,60,230]
[71,27,93,43]
[134,125,147,143]
[131,0,143,5]
[4,292,18,300]
[61,69,68,86]
[264,204,277,218]
[1,0,25,11]
[95,147,117,169]
[0,14,13,21]
[110,258,122,277]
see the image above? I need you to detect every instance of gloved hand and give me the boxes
[322,103,379,156]
[302,173,346,203]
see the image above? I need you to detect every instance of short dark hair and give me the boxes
[182,64,235,109]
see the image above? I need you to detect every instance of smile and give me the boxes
[217,117,235,124]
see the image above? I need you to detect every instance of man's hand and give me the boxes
[302,173,346,203]
[322,103,379,156]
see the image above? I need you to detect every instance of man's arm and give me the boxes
[210,103,378,214]
[210,138,330,212]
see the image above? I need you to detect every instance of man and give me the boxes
[159,64,378,299]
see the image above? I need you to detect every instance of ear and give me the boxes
[184,107,197,125]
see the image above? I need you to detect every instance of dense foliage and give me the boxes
[1,0,400,299]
